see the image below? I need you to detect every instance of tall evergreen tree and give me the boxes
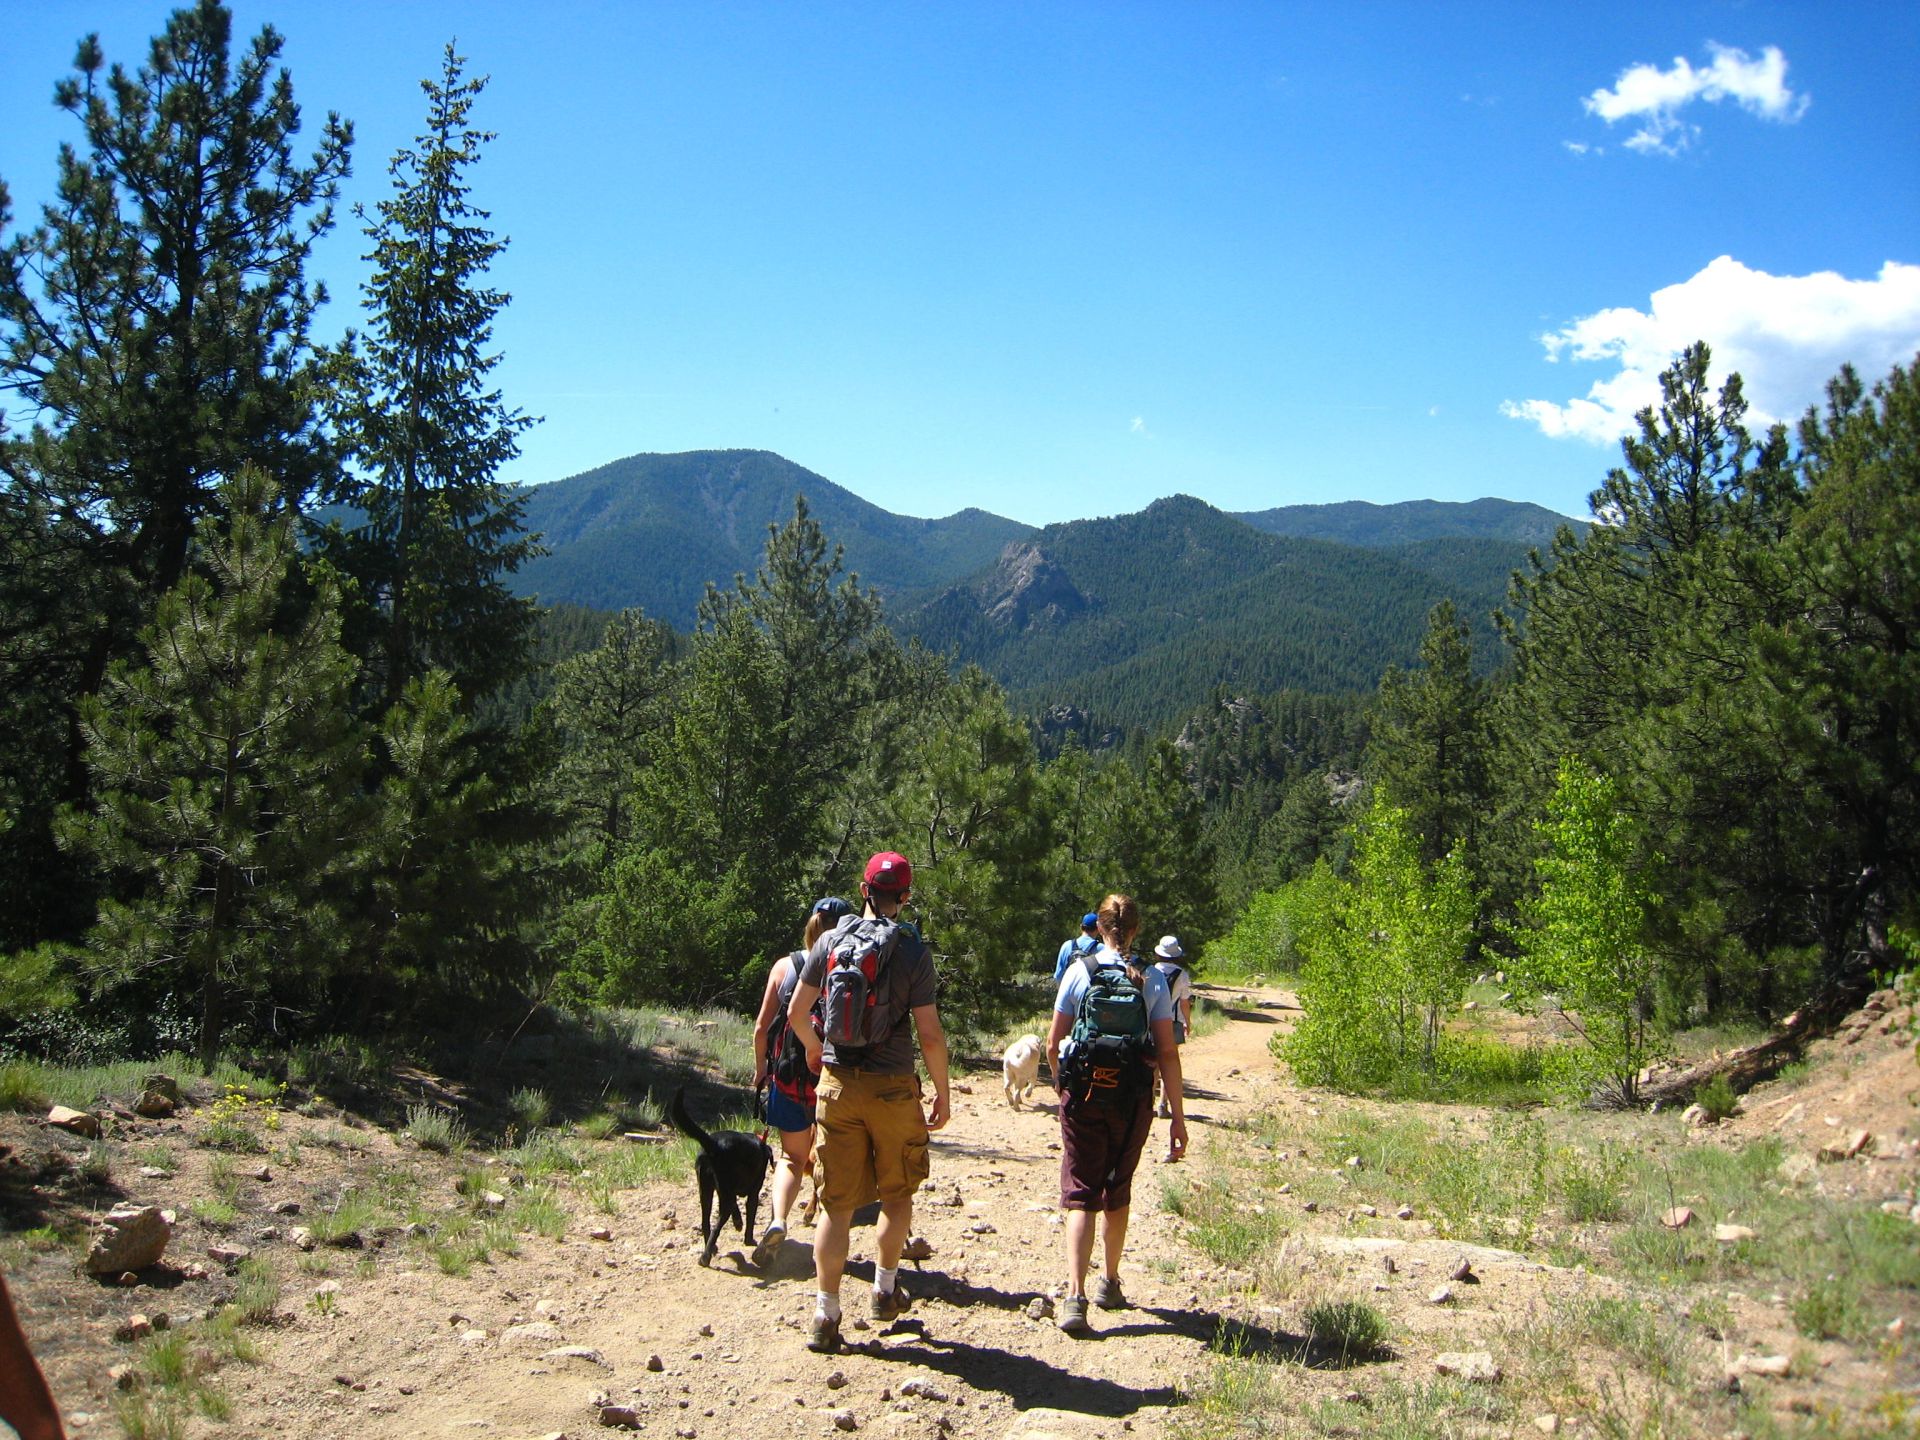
[879,666,1054,1029]
[596,499,887,1005]
[1368,599,1490,869]
[317,43,538,715]
[0,0,350,946]
[543,608,677,851]
[1743,359,1920,983]
[59,470,363,1068]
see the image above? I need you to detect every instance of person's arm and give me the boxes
[1152,1015,1188,1161]
[911,1004,951,1131]
[0,1273,64,1440]
[787,979,824,1072]
[750,960,785,1090]
[1046,1009,1073,1089]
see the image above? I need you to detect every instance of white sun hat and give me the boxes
[1154,935,1184,959]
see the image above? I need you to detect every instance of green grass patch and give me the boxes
[511,1184,570,1239]
[1794,1274,1865,1341]
[576,1111,620,1141]
[1163,1174,1285,1269]
[228,1258,281,1326]
[307,1188,379,1245]
[503,1129,586,1182]
[596,1136,695,1188]
[187,1196,239,1229]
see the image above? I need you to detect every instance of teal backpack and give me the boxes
[1059,954,1153,1106]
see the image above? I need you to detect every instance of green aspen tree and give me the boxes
[1513,760,1657,1104]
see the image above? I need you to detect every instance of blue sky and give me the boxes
[4,2,1916,527]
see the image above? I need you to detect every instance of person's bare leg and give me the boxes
[1064,1208,1097,1297]
[1100,1204,1130,1280]
[813,1206,850,1295]
[874,1197,912,1272]
[771,1128,811,1225]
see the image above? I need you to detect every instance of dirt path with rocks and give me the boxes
[226,985,1296,1440]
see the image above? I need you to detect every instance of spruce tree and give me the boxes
[318,43,538,714]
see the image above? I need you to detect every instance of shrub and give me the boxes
[1695,1073,1739,1122]
[1283,800,1476,1092]
[508,1086,551,1132]
[404,1103,469,1154]
[1301,1298,1390,1363]
[1793,1275,1862,1341]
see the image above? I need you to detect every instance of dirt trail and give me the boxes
[227,985,1297,1440]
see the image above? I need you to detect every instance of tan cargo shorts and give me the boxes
[815,1065,931,1212]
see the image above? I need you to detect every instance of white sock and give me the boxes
[874,1265,899,1295]
[815,1291,841,1322]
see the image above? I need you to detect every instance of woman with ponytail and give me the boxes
[1045,892,1187,1334]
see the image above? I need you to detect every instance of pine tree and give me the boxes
[596,498,887,1005]
[59,470,363,1068]
[0,0,350,947]
[1369,600,1489,868]
[543,608,677,850]
[318,43,538,714]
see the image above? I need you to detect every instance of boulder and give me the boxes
[1818,1129,1872,1163]
[86,1204,172,1275]
[47,1105,101,1139]
[1434,1351,1501,1383]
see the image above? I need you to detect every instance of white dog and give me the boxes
[1002,1033,1043,1110]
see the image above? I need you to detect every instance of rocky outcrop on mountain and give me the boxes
[980,543,1089,631]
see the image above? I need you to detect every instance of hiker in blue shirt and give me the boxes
[1053,911,1101,984]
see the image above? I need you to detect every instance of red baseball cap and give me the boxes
[864,851,913,892]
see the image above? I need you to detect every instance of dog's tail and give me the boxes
[668,1086,721,1162]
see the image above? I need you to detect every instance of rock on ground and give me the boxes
[85,1203,171,1275]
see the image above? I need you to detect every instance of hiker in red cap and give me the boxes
[786,851,951,1354]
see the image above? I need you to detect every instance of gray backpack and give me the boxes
[820,915,904,1050]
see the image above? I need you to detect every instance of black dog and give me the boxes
[668,1088,772,1266]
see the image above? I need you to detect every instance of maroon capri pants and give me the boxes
[1058,1088,1155,1211]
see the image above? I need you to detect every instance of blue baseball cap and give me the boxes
[1081,912,1099,929]
[813,896,853,920]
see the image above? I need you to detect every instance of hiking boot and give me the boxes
[751,1220,786,1268]
[806,1312,842,1353]
[870,1284,912,1323]
[1091,1274,1128,1310]
[1057,1294,1091,1334]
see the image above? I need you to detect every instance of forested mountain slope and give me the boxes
[510,449,1033,624]
[897,495,1517,730]
[1234,496,1583,548]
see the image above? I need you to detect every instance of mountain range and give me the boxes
[510,449,1584,728]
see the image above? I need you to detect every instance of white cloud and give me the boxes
[1583,43,1807,157]
[1502,257,1920,444]
[1562,140,1600,157]
[1130,415,1150,437]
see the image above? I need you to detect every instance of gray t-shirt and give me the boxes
[799,916,937,1075]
